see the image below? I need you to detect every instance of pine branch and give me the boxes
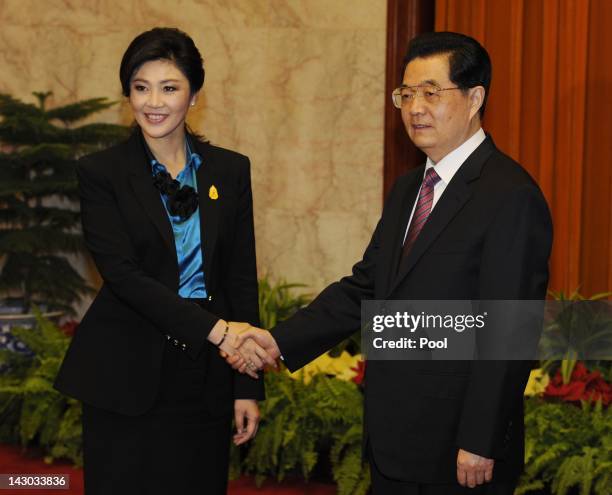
[67,122,130,144]
[0,116,63,144]
[5,143,76,163]
[45,98,117,124]
[0,176,77,198]
[0,254,93,312]
[32,92,53,110]
[0,94,43,119]
[0,120,127,146]
[0,90,128,309]
[0,229,84,254]
[0,206,80,230]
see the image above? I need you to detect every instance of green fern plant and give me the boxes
[517,397,612,495]
[232,277,368,493]
[2,281,610,495]
[240,370,368,495]
[330,423,370,494]
[0,310,82,465]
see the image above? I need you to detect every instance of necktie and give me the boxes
[402,167,441,258]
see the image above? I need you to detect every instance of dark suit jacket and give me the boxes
[271,136,552,483]
[54,130,264,416]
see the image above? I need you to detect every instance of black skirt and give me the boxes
[81,334,232,495]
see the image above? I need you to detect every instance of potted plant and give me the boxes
[0,91,128,352]
[0,311,82,465]
[539,290,612,384]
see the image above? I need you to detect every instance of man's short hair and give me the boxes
[403,32,492,118]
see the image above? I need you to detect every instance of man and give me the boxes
[232,32,552,494]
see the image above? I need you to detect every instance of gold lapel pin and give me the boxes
[209,185,219,200]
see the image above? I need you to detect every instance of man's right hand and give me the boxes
[225,328,281,373]
[209,321,275,378]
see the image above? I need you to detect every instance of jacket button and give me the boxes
[207,295,213,301]
[173,339,179,346]
[166,334,171,340]
[181,343,187,351]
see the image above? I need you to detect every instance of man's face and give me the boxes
[401,54,481,163]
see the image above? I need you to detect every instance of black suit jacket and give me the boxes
[271,136,552,483]
[54,130,264,416]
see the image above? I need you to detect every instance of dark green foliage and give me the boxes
[2,279,608,494]
[327,330,361,357]
[0,91,129,313]
[331,424,370,495]
[540,290,612,384]
[241,370,369,495]
[0,310,82,465]
[517,398,612,495]
[258,278,311,328]
[232,278,369,494]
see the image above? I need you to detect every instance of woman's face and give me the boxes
[129,59,196,142]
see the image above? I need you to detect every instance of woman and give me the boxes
[54,27,271,494]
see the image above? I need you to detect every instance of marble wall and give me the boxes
[0,0,386,308]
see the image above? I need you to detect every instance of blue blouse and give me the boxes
[150,142,207,299]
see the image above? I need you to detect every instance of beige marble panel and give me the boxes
[0,0,387,309]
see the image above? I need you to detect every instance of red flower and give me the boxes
[545,379,586,402]
[351,360,366,385]
[59,320,79,337]
[544,361,611,406]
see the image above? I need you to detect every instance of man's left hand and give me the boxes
[456,448,494,488]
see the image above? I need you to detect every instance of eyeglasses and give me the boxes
[392,85,461,108]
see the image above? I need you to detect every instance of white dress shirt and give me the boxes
[403,128,486,243]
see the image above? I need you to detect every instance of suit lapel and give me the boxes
[125,131,220,289]
[387,137,496,296]
[391,177,473,290]
[193,140,219,288]
[126,132,176,251]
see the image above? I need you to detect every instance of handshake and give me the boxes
[210,321,281,379]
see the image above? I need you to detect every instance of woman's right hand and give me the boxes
[209,321,270,378]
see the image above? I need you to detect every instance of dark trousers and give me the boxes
[82,335,232,495]
[369,451,516,495]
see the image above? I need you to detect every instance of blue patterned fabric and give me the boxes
[150,141,207,299]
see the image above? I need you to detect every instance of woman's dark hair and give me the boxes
[119,27,205,97]
[403,31,491,117]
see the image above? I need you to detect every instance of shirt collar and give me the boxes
[184,138,202,173]
[146,133,202,176]
[424,128,486,185]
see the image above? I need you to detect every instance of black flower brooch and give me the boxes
[152,170,199,220]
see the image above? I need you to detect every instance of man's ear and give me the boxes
[468,86,485,120]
